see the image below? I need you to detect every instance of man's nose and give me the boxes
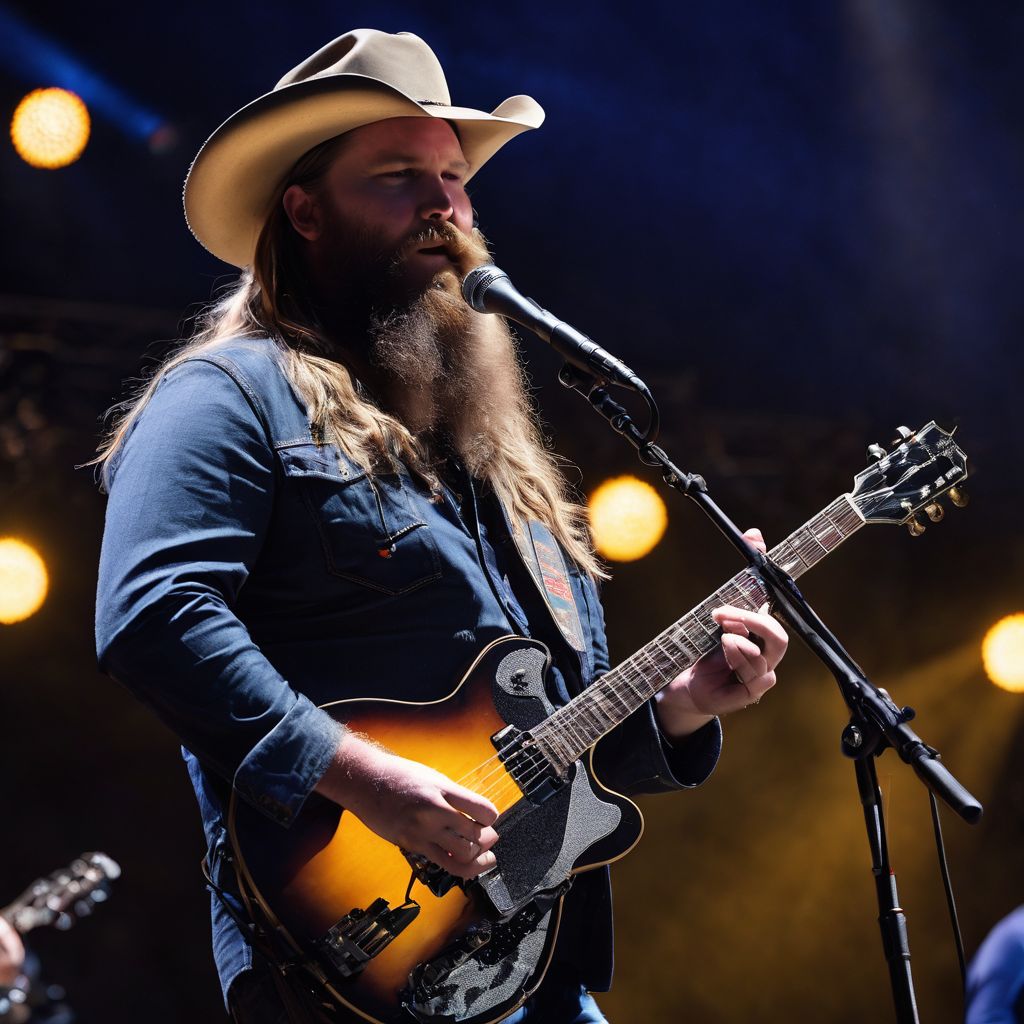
[418,176,455,221]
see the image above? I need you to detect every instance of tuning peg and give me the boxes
[892,426,914,447]
[866,444,886,463]
[907,517,927,537]
[924,502,945,522]
[949,486,969,508]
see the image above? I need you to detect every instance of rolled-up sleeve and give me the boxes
[580,574,722,796]
[95,357,340,827]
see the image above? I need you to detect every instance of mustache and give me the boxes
[393,221,492,278]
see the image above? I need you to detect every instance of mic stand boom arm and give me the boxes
[556,361,982,1024]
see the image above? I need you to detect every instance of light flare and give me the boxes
[10,87,90,168]
[983,614,1024,693]
[589,476,668,562]
[0,538,49,624]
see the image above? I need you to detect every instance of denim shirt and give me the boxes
[95,338,722,1004]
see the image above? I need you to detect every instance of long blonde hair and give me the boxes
[94,135,604,578]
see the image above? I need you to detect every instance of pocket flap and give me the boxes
[276,443,365,484]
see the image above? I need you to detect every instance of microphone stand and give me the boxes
[555,362,982,1024]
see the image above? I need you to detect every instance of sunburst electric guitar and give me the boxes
[229,422,968,1024]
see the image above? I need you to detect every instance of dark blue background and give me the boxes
[1,3,1021,1021]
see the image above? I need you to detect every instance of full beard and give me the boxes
[323,219,535,477]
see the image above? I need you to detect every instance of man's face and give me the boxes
[308,116,475,301]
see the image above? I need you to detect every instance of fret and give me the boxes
[772,540,803,576]
[802,524,831,557]
[664,628,701,665]
[533,491,867,764]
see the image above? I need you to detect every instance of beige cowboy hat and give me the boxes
[183,28,545,269]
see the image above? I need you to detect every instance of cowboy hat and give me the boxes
[183,28,545,269]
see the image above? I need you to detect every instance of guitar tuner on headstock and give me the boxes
[907,517,927,537]
[924,503,945,523]
[949,486,969,508]
[866,444,886,463]
[891,425,915,447]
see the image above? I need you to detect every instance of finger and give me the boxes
[721,633,767,669]
[444,786,499,826]
[711,605,751,636]
[741,669,777,703]
[476,825,499,852]
[721,636,768,683]
[743,527,767,554]
[440,823,499,858]
[714,606,788,668]
[425,841,497,880]
[447,820,486,846]
[442,829,483,866]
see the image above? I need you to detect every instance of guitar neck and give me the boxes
[533,494,865,769]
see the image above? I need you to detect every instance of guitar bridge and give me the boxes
[316,897,419,977]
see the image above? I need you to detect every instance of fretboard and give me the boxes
[532,494,865,771]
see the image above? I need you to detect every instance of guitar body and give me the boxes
[229,635,645,1023]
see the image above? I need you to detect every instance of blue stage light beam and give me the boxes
[0,5,165,143]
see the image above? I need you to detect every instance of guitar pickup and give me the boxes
[491,725,565,805]
[316,897,419,978]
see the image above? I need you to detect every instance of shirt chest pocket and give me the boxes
[276,442,442,596]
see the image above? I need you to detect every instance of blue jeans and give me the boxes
[504,983,608,1023]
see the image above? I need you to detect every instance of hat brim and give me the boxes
[183,74,544,268]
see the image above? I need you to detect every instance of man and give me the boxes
[966,906,1024,1023]
[95,29,787,1023]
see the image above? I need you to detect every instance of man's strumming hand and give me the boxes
[315,733,499,880]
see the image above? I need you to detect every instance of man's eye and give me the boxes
[381,169,414,179]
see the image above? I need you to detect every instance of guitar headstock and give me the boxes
[850,422,968,533]
[3,852,121,935]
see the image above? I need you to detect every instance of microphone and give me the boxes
[462,265,644,392]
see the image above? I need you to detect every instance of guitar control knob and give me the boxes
[949,486,969,508]
[866,444,886,463]
[925,502,945,522]
[907,517,927,537]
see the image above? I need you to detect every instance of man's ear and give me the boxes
[282,185,323,241]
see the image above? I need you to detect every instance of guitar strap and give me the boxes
[508,515,587,653]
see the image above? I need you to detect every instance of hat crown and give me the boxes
[275,29,451,106]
